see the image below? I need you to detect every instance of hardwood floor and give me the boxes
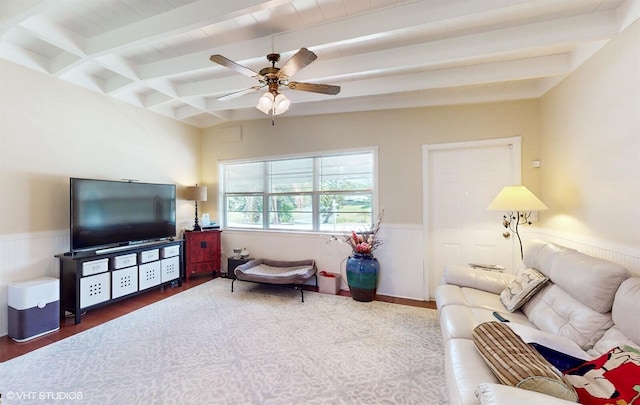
[0,277,436,363]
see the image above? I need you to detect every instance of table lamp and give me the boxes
[185,185,207,231]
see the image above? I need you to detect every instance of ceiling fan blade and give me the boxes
[210,55,259,78]
[278,48,317,79]
[217,85,264,101]
[288,82,341,95]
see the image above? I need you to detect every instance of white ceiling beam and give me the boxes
[104,75,134,95]
[95,54,140,80]
[273,0,538,51]
[85,0,291,55]
[617,0,640,31]
[50,52,81,76]
[292,10,619,83]
[58,70,104,93]
[138,37,273,80]
[211,81,544,123]
[139,6,619,90]
[19,14,86,55]
[0,0,66,39]
[143,92,173,108]
[204,54,570,112]
[174,104,202,120]
[0,39,50,73]
[110,91,144,108]
[135,0,563,82]
[174,9,619,103]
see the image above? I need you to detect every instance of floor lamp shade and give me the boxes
[185,185,207,231]
[487,185,547,212]
[487,185,547,260]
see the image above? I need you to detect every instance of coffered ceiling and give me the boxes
[1,0,637,128]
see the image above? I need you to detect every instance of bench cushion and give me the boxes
[234,258,317,285]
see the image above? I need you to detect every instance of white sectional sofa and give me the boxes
[435,240,640,405]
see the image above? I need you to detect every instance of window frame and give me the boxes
[219,147,378,233]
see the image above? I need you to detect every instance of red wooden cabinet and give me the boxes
[184,230,221,281]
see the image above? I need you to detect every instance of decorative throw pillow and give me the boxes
[472,321,578,402]
[563,345,640,405]
[500,268,549,312]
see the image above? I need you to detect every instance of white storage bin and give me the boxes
[161,256,180,282]
[113,253,137,269]
[82,258,109,276]
[112,266,139,299]
[8,277,60,342]
[139,261,161,290]
[161,245,180,258]
[80,272,111,308]
[139,249,159,263]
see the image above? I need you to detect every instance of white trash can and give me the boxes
[8,277,60,342]
[318,271,341,294]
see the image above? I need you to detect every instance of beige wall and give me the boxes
[0,60,201,335]
[538,20,640,248]
[201,101,541,225]
[0,60,202,236]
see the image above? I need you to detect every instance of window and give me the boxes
[221,151,375,232]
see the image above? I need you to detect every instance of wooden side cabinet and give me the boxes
[184,229,221,281]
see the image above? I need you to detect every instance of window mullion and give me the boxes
[312,157,320,231]
[263,161,269,229]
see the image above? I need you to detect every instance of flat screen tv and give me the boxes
[70,178,176,253]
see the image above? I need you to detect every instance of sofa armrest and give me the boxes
[475,383,578,405]
[444,265,515,295]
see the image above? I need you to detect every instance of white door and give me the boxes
[423,137,521,298]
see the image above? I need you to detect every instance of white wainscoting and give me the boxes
[0,230,69,336]
[1,226,636,337]
[221,224,425,300]
[523,228,640,276]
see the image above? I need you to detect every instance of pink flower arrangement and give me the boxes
[330,210,384,256]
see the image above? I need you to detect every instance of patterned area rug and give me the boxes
[0,279,447,404]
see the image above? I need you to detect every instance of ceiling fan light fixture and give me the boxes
[256,91,290,116]
[273,93,290,115]
[256,92,274,114]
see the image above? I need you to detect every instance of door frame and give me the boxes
[421,137,521,300]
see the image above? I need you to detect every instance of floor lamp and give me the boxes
[487,185,547,260]
[185,185,207,231]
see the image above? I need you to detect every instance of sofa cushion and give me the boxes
[446,338,500,405]
[475,383,580,405]
[522,284,614,351]
[523,240,629,314]
[443,265,515,295]
[438,295,534,341]
[472,322,578,402]
[564,345,640,405]
[610,277,640,344]
[500,268,548,312]
[591,277,640,356]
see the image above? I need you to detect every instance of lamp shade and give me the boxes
[185,185,207,202]
[273,93,290,115]
[256,92,274,114]
[487,185,547,211]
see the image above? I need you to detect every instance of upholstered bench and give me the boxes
[231,258,317,302]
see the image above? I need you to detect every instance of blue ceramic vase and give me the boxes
[346,253,379,302]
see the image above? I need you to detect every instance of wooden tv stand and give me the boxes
[57,239,183,324]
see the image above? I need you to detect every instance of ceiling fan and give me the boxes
[210,48,340,117]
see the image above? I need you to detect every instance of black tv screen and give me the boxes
[70,178,176,252]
